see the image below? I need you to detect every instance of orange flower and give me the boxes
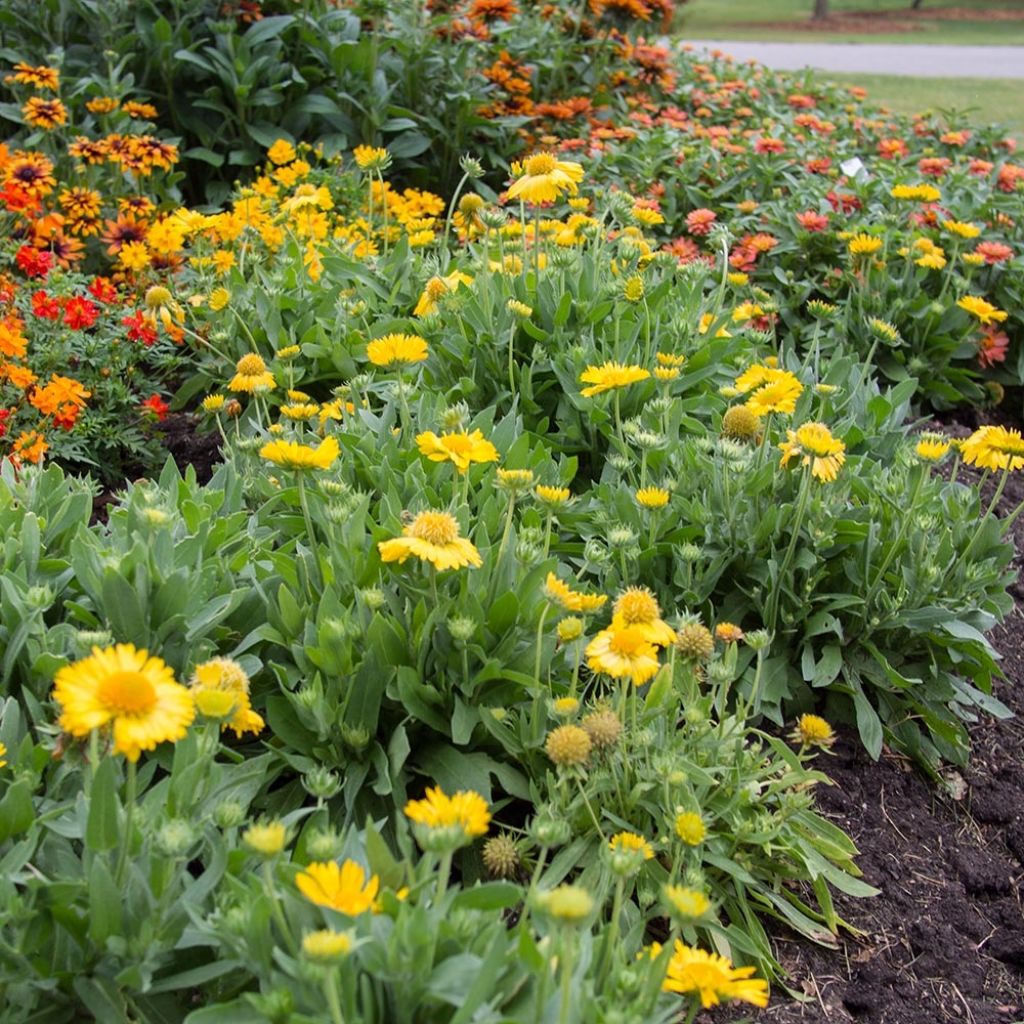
[0,316,27,359]
[11,430,48,465]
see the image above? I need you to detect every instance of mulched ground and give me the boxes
[734,7,1024,35]
[713,404,1024,1024]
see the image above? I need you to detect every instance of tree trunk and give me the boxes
[812,0,829,20]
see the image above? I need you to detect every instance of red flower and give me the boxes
[141,394,169,421]
[0,408,9,438]
[52,404,81,431]
[877,138,908,160]
[918,157,952,178]
[31,290,61,320]
[63,297,100,330]
[14,245,53,279]
[796,211,829,233]
[122,310,158,346]
[978,327,1009,369]
[973,241,1013,265]
[754,137,785,155]
[969,159,994,178]
[685,208,717,236]
[88,277,119,303]
[805,158,831,174]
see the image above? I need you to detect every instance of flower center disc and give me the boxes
[98,671,157,714]
[410,512,458,545]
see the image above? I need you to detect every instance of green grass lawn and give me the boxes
[825,72,1024,140]
[678,0,1024,46]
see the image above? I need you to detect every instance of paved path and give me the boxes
[690,41,1024,79]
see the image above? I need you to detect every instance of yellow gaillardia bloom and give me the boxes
[52,644,195,762]
[942,220,981,239]
[636,487,670,508]
[661,941,769,1008]
[534,884,594,923]
[259,435,340,471]
[790,713,835,749]
[585,625,661,684]
[890,183,940,203]
[957,295,1008,325]
[143,285,184,333]
[242,821,288,857]
[744,372,803,417]
[506,152,584,204]
[779,422,846,483]
[543,572,608,613]
[535,484,571,507]
[698,313,731,338]
[302,929,353,963]
[279,403,320,421]
[663,885,711,921]
[545,724,592,767]
[352,145,390,170]
[715,622,744,644]
[611,586,675,647]
[416,429,498,473]
[579,361,650,397]
[674,811,706,846]
[229,353,276,394]
[847,234,883,256]
[609,831,655,860]
[365,332,429,368]
[413,271,473,316]
[295,860,380,915]
[960,424,1024,472]
[404,786,490,849]
[189,657,264,738]
[378,510,482,570]
[915,433,952,462]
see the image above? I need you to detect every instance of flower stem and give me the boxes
[114,759,137,886]
[963,466,1010,561]
[324,973,346,1024]
[766,467,812,637]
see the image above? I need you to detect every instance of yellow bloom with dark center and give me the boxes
[779,422,846,483]
[302,929,353,963]
[543,573,607,613]
[609,831,654,860]
[942,220,980,239]
[662,941,769,1008]
[636,486,669,508]
[957,295,1008,325]
[260,435,340,471]
[745,372,803,417]
[52,644,195,762]
[295,860,380,915]
[365,333,428,367]
[378,510,481,571]
[416,429,498,473]
[790,713,835,748]
[848,234,882,256]
[674,811,706,846]
[663,885,711,921]
[579,361,650,397]
[960,424,1024,472]
[243,821,288,856]
[6,63,60,90]
[23,97,67,129]
[404,785,490,838]
[229,353,276,393]
[611,586,675,647]
[506,152,584,204]
[190,657,264,738]
[915,433,951,462]
[585,625,660,684]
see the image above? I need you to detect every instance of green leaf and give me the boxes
[87,857,122,943]
[85,757,121,851]
[0,780,33,842]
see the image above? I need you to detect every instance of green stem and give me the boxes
[114,759,137,886]
[865,466,927,608]
[558,928,576,1024]
[435,849,454,904]
[533,603,552,690]
[766,468,813,637]
[596,876,625,982]
[508,322,518,399]
[963,467,1009,562]
[324,973,346,1024]
[262,859,298,955]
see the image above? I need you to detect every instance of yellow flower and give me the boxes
[353,145,390,170]
[609,831,654,860]
[663,885,711,921]
[731,301,764,323]
[267,140,296,165]
[259,435,340,471]
[962,252,985,267]
[507,298,533,318]
[534,885,594,923]
[378,510,482,571]
[942,220,981,239]
[535,485,571,507]
[744,372,803,417]
[229,353,276,394]
[543,573,607,613]
[890,183,940,203]
[242,821,288,856]
[728,272,749,286]
[960,424,1024,472]
[556,617,584,643]
[656,352,686,367]
[916,250,947,271]
[0,742,7,769]
[280,403,320,421]
[722,405,761,441]
[674,811,706,846]
[915,433,951,462]
[585,626,660,685]
[413,271,473,316]
[957,295,1008,325]
[552,696,580,716]
[790,714,835,749]
[52,644,195,762]
[506,152,584,204]
[190,657,264,738]
[118,241,151,272]
[623,275,644,302]
[698,313,731,338]
[779,422,846,483]
[579,361,650,397]
[365,333,428,368]
[848,234,882,256]
[545,724,592,767]
[636,486,669,509]
[611,586,675,647]
[416,429,498,474]
[201,395,226,413]
[715,622,744,643]
[302,929,353,963]
[209,287,230,311]
[404,785,490,846]
[662,942,769,1009]
[295,860,380,915]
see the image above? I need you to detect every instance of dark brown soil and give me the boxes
[711,409,1024,1024]
[160,411,221,484]
[733,6,1024,35]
